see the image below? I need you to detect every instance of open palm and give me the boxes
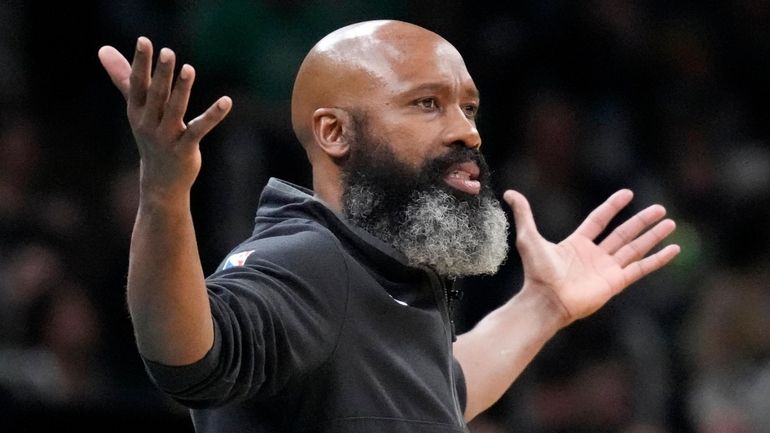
[98,37,231,197]
[504,189,680,326]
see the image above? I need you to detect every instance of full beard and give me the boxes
[341,117,509,279]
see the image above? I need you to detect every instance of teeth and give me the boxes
[450,170,471,180]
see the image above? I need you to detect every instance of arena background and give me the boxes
[2,1,769,432]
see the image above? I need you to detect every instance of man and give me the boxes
[98,20,679,432]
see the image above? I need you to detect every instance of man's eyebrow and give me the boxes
[404,82,481,99]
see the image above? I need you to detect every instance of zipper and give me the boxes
[429,272,466,429]
[445,281,463,342]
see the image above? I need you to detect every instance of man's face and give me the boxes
[337,37,510,278]
[346,34,484,196]
[341,113,509,278]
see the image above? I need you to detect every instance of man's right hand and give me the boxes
[98,37,225,365]
[98,36,231,199]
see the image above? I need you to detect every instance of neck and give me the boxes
[312,164,344,213]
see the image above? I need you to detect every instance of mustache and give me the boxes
[421,146,490,183]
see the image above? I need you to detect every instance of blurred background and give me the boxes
[1,0,768,432]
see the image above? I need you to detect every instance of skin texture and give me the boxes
[98,19,680,423]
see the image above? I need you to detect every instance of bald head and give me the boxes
[290,20,459,150]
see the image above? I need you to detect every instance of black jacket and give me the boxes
[144,178,469,432]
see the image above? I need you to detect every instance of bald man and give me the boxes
[99,20,679,433]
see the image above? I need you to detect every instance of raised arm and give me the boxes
[454,189,680,421]
[98,37,232,365]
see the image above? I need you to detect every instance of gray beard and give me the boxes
[344,182,509,279]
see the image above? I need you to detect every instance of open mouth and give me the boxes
[443,161,481,195]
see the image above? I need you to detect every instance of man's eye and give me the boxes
[463,104,479,118]
[417,98,438,110]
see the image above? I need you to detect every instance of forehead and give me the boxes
[387,41,477,93]
[345,33,478,100]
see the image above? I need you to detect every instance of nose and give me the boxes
[444,106,481,150]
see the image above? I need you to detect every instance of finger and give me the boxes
[98,46,132,100]
[184,96,233,144]
[161,64,195,134]
[503,190,542,251]
[143,47,176,125]
[622,244,681,287]
[573,189,634,241]
[614,218,676,267]
[599,204,666,254]
[129,37,153,109]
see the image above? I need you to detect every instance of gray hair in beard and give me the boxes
[341,114,509,279]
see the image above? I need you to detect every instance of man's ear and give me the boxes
[312,108,351,159]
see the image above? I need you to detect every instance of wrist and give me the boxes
[512,282,572,331]
[137,160,197,205]
[137,187,191,223]
[138,180,191,207]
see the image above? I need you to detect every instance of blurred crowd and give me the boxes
[1,1,768,432]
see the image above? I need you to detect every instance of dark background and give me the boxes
[2,1,769,432]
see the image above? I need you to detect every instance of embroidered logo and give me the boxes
[223,250,255,270]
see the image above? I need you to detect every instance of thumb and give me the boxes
[98,45,131,100]
[503,190,541,249]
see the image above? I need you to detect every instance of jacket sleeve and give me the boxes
[142,228,350,408]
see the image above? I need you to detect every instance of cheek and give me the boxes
[379,123,439,169]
